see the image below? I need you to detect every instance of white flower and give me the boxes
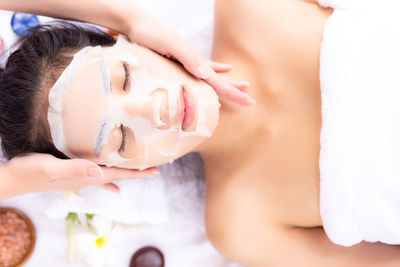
[75,215,124,267]
[64,190,81,199]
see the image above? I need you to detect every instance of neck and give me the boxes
[195,97,268,181]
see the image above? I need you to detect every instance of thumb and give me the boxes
[45,158,104,181]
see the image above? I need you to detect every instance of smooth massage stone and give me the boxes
[11,13,40,37]
[129,246,165,267]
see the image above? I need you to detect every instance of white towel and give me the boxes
[319,0,400,246]
[44,178,170,225]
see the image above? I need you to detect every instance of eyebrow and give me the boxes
[99,56,112,96]
[94,117,109,157]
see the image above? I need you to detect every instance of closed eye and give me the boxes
[123,61,131,91]
[118,124,127,153]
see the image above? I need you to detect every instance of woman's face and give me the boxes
[54,39,220,169]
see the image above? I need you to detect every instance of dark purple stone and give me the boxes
[129,246,165,267]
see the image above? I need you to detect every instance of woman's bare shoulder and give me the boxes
[204,173,284,260]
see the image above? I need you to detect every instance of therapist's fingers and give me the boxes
[206,61,250,91]
[38,157,103,182]
[46,157,159,185]
[229,80,250,92]
[153,31,255,105]
[96,183,121,194]
[95,166,159,193]
[205,70,256,105]
[184,59,255,105]
[100,166,159,183]
[207,60,232,73]
[128,17,254,105]
[175,51,254,104]
[3,153,161,196]
[38,155,158,186]
[167,51,255,104]
[185,59,254,105]
[128,16,254,106]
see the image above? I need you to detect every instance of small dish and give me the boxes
[0,207,36,267]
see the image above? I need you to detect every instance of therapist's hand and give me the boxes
[0,153,158,200]
[0,0,253,105]
[126,10,254,106]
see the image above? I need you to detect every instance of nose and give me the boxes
[123,89,169,128]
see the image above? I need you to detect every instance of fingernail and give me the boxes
[238,91,256,105]
[247,97,256,104]
[88,166,103,178]
[237,90,249,97]
[239,81,251,86]
[110,188,120,194]
[220,63,232,68]
[197,66,209,79]
[106,188,120,194]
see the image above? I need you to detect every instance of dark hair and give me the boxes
[0,21,116,159]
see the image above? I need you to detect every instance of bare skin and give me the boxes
[199,0,328,231]
[196,0,400,266]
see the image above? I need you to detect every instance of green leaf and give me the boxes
[86,213,96,233]
[65,212,80,263]
[66,212,82,225]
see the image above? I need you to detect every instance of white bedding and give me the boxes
[0,0,243,266]
[319,0,400,246]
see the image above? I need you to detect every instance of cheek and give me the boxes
[98,128,122,159]
[205,103,220,129]
[119,127,146,158]
[116,134,200,168]
[147,135,207,164]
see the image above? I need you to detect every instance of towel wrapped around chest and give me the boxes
[319,0,400,246]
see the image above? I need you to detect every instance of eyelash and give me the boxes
[123,61,131,91]
[119,124,127,153]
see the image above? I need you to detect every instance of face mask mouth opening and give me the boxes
[180,83,196,132]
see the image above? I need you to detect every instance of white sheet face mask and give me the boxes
[48,36,220,169]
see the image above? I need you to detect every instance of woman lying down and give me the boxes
[1,0,400,266]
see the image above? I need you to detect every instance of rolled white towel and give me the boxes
[319,0,400,246]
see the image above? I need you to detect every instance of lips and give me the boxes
[182,86,194,131]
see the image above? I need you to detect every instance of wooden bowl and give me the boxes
[0,207,36,267]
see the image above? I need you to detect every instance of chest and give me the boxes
[205,147,323,229]
[206,0,333,228]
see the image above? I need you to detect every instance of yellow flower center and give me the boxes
[95,236,107,248]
